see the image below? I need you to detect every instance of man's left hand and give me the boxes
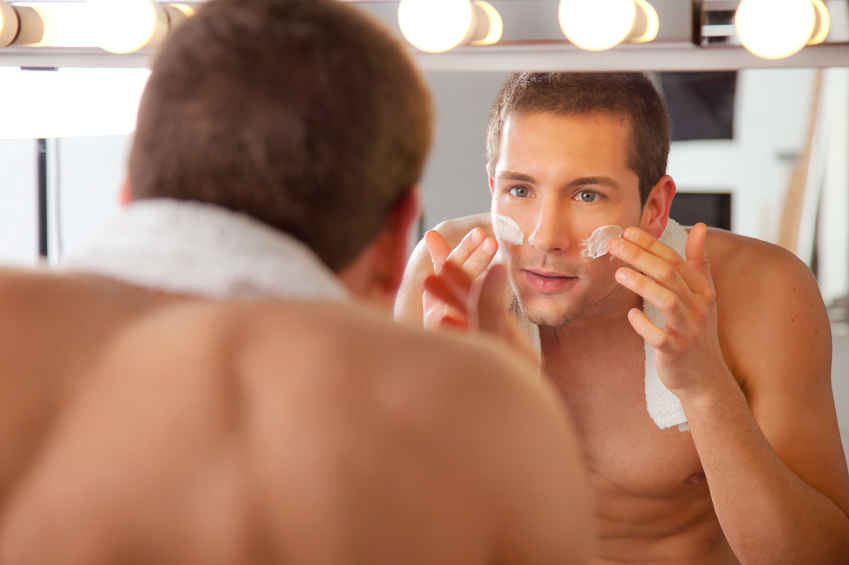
[608,223,734,399]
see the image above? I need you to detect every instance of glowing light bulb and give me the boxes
[808,0,830,45]
[735,0,821,60]
[12,6,59,47]
[89,0,170,54]
[469,1,502,46]
[0,0,19,48]
[631,0,659,43]
[558,0,657,51]
[398,0,502,53]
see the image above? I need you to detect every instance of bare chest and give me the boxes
[542,335,705,498]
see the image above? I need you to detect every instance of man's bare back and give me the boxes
[0,268,591,564]
[396,207,849,563]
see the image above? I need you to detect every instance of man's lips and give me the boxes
[523,269,577,293]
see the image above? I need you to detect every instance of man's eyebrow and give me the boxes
[495,171,538,184]
[568,176,621,190]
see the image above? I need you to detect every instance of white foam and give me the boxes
[492,214,524,246]
[580,225,624,259]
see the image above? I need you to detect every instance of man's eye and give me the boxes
[577,190,601,203]
[509,187,530,198]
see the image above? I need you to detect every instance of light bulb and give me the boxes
[631,0,659,43]
[0,2,59,48]
[735,0,820,60]
[89,0,170,54]
[559,0,634,51]
[0,0,19,48]
[807,0,830,45]
[398,0,502,53]
[469,1,502,46]
[559,0,657,51]
[399,0,473,53]
[12,7,59,47]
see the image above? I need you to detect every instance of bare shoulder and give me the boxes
[703,228,830,385]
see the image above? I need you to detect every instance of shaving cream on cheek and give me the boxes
[581,225,624,259]
[492,214,524,246]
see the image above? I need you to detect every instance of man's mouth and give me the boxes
[523,269,578,294]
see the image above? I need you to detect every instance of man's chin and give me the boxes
[515,294,583,329]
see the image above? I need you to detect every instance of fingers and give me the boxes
[611,227,713,296]
[460,236,498,280]
[616,267,688,331]
[610,232,692,300]
[425,230,452,273]
[627,308,668,350]
[445,228,498,278]
[423,276,466,314]
[685,223,713,284]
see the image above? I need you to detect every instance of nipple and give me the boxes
[684,472,706,485]
[492,214,524,246]
[580,225,624,259]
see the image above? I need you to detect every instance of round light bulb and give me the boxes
[0,0,20,48]
[735,0,816,60]
[631,0,659,43]
[398,0,474,53]
[12,6,59,47]
[89,0,170,54]
[559,0,636,51]
[469,1,502,46]
[808,0,830,45]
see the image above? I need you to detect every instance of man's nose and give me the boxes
[527,204,571,255]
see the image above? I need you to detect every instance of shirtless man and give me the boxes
[396,72,849,563]
[0,3,592,564]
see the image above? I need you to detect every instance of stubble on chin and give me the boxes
[512,278,628,329]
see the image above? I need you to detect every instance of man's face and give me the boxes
[490,112,645,328]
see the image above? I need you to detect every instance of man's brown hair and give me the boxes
[129,0,432,271]
[487,72,671,207]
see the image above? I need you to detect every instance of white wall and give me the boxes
[0,140,38,266]
[667,69,818,242]
[0,135,129,266]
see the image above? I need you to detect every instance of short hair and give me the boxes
[129,0,432,271]
[486,72,671,207]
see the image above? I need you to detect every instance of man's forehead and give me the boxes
[496,111,634,177]
[502,111,630,143]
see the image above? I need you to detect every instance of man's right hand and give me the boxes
[423,229,538,365]
[422,228,498,330]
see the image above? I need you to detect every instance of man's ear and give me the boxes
[383,187,421,294]
[639,175,676,239]
[488,166,495,197]
[119,178,132,207]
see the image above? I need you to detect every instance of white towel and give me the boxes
[63,198,348,303]
[500,219,689,431]
[645,219,689,431]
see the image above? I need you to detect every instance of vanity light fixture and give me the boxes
[398,0,503,54]
[89,0,196,55]
[735,0,830,60]
[0,0,58,48]
[558,0,659,52]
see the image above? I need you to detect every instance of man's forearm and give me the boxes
[683,370,849,563]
